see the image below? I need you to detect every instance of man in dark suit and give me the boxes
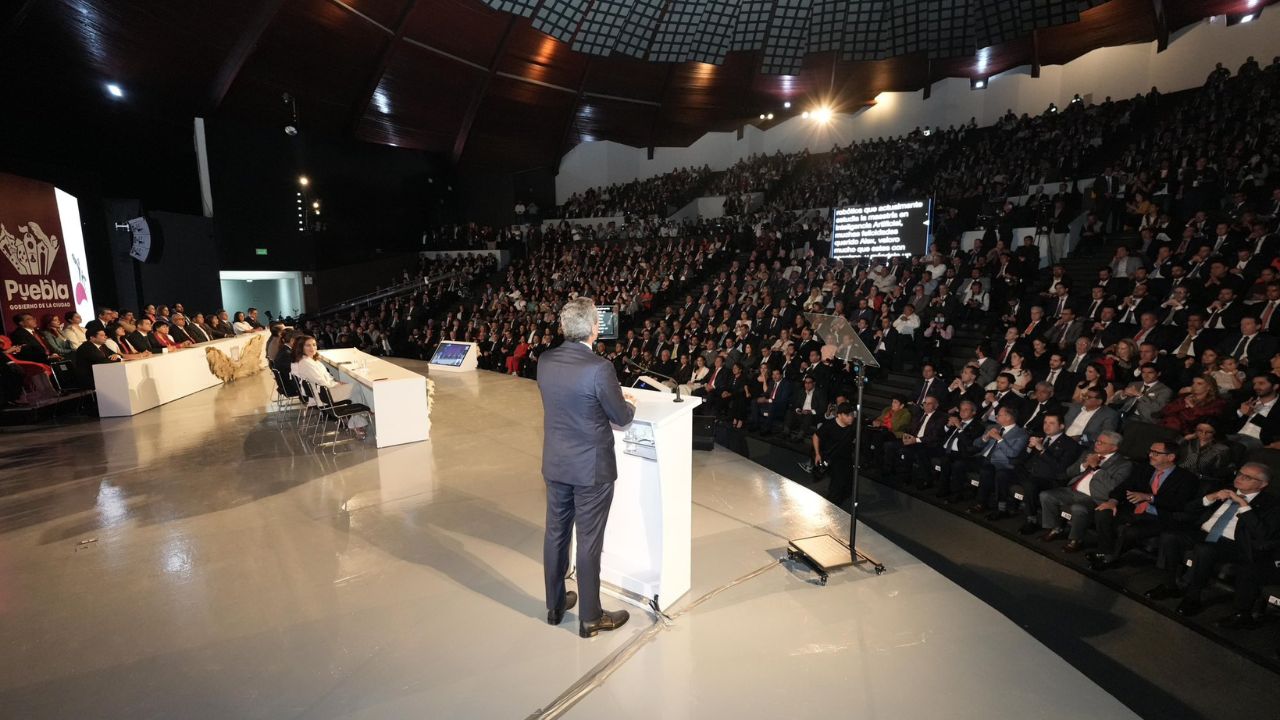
[74,328,122,388]
[782,376,827,441]
[1038,353,1077,402]
[970,406,1029,516]
[892,396,949,486]
[1015,414,1082,534]
[1216,316,1278,374]
[1039,431,1134,552]
[83,307,115,338]
[911,363,949,408]
[8,313,60,363]
[1020,382,1064,437]
[1147,463,1280,627]
[1087,440,1199,570]
[537,297,637,638]
[749,367,791,433]
[127,317,163,354]
[939,401,987,499]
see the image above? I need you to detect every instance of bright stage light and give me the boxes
[766,113,774,120]
[811,106,833,124]
[299,175,310,187]
[1241,13,1254,22]
[783,101,791,109]
[311,201,320,209]
[801,111,810,119]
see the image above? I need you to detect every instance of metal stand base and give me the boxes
[788,534,885,585]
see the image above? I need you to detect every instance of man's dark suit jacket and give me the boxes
[1108,466,1200,530]
[126,330,161,354]
[169,326,194,344]
[1023,434,1082,482]
[8,328,51,363]
[1021,399,1065,436]
[906,410,949,446]
[537,342,635,486]
[74,341,118,388]
[1183,490,1280,558]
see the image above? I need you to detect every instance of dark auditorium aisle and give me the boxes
[774,462,1280,720]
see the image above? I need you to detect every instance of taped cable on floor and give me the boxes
[526,560,783,720]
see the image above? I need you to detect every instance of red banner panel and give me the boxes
[0,173,75,334]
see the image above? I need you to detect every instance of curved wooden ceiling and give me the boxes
[0,0,1271,172]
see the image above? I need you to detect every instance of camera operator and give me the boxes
[813,402,857,507]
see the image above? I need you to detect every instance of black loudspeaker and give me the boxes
[692,416,715,451]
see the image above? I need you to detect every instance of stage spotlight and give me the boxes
[801,111,810,119]
[1241,13,1255,22]
[783,101,791,109]
[312,201,320,209]
[759,114,766,120]
[106,83,124,98]
[812,106,833,124]
[282,92,300,136]
[971,78,986,90]
[299,176,310,187]
[767,113,774,120]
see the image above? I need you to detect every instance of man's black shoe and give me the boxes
[1143,584,1182,601]
[547,590,577,626]
[580,608,630,638]
[1175,598,1204,617]
[1216,612,1263,630]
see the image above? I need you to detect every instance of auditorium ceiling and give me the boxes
[0,0,1271,171]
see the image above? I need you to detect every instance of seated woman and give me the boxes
[1159,374,1228,434]
[207,314,233,339]
[290,334,372,438]
[866,395,912,459]
[40,314,75,358]
[1178,421,1233,485]
[150,321,190,350]
[677,355,710,396]
[108,322,151,358]
[231,312,253,335]
[61,312,88,349]
[1071,362,1115,405]
[505,334,530,376]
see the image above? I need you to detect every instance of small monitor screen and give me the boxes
[430,341,471,367]
[830,199,932,261]
[595,305,618,340]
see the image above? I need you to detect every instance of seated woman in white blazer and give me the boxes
[290,335,372,436]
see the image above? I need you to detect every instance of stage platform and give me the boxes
[0,364,1138,719]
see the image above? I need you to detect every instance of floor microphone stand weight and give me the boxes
[787,313,887,584]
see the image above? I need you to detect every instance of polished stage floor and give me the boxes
[0,365,1139,719]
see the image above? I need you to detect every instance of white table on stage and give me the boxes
[576,388,702,612]
[93,333,261,417]
[317,348,430,448]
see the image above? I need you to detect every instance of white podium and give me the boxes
[576,388,702,612]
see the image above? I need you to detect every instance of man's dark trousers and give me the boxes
[544,480,615,622]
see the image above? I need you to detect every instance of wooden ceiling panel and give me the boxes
[404,0,511,68]
[496,21,589,90]
[1039,0,1156,66]
[354,41,484,151]
[222,0,389,123]
[339,0,415,28]
[569,97,659,149]
[463,75,578,168]
[582,56,670,102]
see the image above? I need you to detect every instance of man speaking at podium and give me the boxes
[538,297,638,638]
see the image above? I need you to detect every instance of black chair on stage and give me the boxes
[313,384,371,452]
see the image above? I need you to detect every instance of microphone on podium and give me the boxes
[624,357,684,403]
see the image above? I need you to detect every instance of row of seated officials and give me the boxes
[853,366,1280,631]
[1,306,268,406]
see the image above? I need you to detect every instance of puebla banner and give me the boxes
[0,172,77,334]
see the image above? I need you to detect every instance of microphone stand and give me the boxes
[625,358,684,403]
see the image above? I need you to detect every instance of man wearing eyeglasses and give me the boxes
[1086,440,1198,571]
[1039,431,1132,553]
[1146,463,1280,628]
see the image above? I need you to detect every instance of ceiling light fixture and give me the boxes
[1241,13,1255,22]
[811,106,833,124]
[282,92,299,136]
[766,113,774,120]
[783,101,791,109]
[106,83,124,98]
[299,175,310,187]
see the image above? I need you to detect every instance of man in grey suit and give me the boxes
[1061,389,1120,444]
[538,297,637,637]
[1039,431,1133,552]
[1107,363,1172,424]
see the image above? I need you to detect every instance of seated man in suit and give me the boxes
[1086,440,1199,570]
[127,317,163,354]
[8,313,61,364]
[1217,316,1278,375]
[73,327,123,388]
[781,376,826,442]
[1038,352,1077,402]
[887,395,948,485]
[970,406,1029,517]
[749,367,791,433]
[1039,431,1134,553]
[946,365,984,410]
[1015,413,1083,534]
[1020,382,1064,437]
[1225,372,1280,448]
[939,401,988,499]
[1108,362,1173,425]
[1147,463,1280,628]
[1062,389,1120,444]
